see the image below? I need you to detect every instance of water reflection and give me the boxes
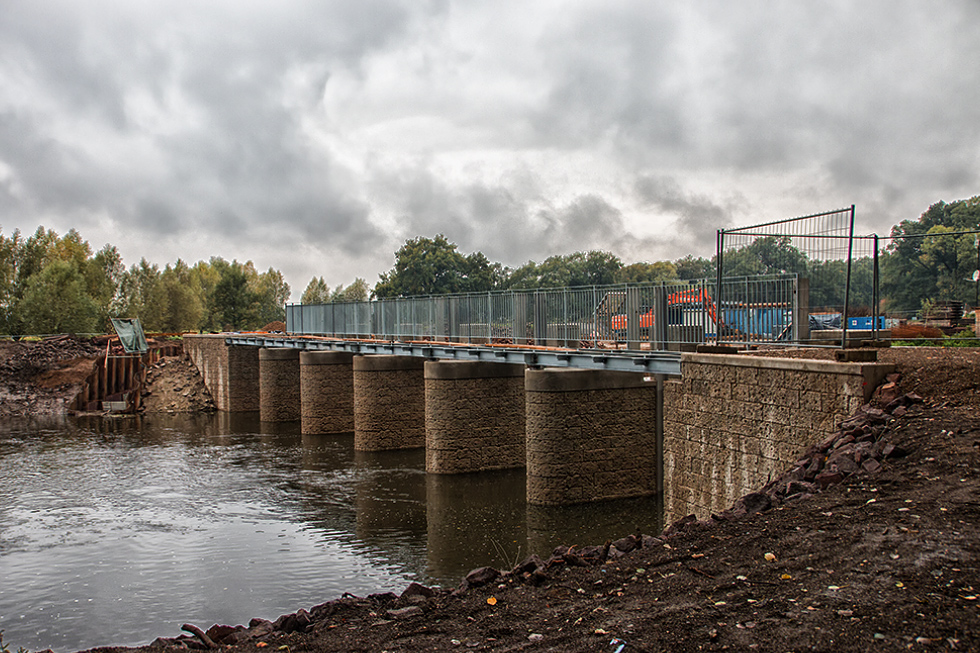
[0,413,660,653]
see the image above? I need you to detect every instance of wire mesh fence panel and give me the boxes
[718,206,881,344]
[287,275,803,349]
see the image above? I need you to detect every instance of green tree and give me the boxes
[212,260,256,329]
[251,267,290,325]
[302,276,331,304]
[330,278,369,303]
[616,261,678,284]
[723,236,809,277]
[159,260,204,332]
[504,251,622,289]
[16,259,99,334]
[674,255,714,281]
[881,197,980,313]
[374,235,499,298]
[118,258,169,331]
[85,244,125,332]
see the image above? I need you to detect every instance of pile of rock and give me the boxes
[141,356,216,413]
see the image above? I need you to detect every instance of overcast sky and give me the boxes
[1,1,978,299]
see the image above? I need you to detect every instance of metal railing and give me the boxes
[286,275,803,350]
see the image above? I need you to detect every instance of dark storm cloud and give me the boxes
[634,175,739,243]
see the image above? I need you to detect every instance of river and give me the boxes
[0,413,661,652]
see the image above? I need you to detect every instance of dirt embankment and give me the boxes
[140,356,215,413]
[0,335,215,417]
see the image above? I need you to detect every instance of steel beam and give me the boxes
[224,335,682,376]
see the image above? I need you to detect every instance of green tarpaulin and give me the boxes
[110,317,149,354]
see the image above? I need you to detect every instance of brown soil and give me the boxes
[0,335,102,418]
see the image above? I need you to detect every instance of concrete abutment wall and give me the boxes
[664,353,894,520]
[184,335,259,412]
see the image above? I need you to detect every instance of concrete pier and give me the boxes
[258,348,301,422]
[525,368,659,506]
[353,355,425,451]
[300,351,355,434]
[424,360,526,474]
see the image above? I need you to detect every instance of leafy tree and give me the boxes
[118,258,169,331]
[881,197,980,313]
[302,276,331,304]
[674,255,714,281]
[158,260,204,332]
[723,236,809,277]
[330,278,369,303]
[17,259,99,334]
[85,244,126,331]
[251,267,290,325]
[504,251,622,289]
[212,260,255,329]
[374,235,499,298]
[616,261,678,284]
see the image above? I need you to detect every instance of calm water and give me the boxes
[0,413,662,652]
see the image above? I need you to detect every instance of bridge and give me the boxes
[186,329,892,523]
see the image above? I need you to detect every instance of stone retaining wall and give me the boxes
[525,369,658,506]
[424,360,526,474]
[184,334,259,412]
[664,353,894,520]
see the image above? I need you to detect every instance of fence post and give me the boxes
[841,204,856,348]
[654,283,668,351]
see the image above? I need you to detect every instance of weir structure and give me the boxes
[184,333,893,520]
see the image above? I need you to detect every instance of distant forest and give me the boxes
[2,196,977,336]
[0,227,289,336]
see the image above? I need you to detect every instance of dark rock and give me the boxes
[861,458,882,474]
[661,513,697,537]
[204,625,238,645]
[513,554,544,575]
[804,455,824,480]
[740,492,772,514]
[400,582,436,600]
[815,471,844,489]
[785,480,816,497]
[368,592,398,604]
[832,435,856,450]
[248,618,275,638]
[387,606,423,620]
[464,566,500,587]
[274,609,312,634]
[892,405,908,417]
[830,455,860,475]
[612,536,637,553]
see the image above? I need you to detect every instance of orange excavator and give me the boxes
[607,288,729,339]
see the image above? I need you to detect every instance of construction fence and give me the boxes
[286,274,804,351]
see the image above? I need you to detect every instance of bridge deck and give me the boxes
[224,334,682,375]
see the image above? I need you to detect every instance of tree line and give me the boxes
[305,196,980,318]
[0,227,289,336]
